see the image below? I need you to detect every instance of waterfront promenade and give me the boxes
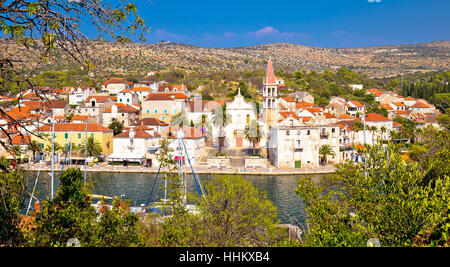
[20,162,336,176]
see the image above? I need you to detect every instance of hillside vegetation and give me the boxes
[1,39,449,78]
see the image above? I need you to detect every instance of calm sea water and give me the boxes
[23,171,329,224]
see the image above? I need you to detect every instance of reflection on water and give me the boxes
[24,171,329,224]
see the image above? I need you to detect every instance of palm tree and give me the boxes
[211,104,230,154]
[201,114,208,135]
[380,126,387,141]
[79,136,102,158]
[352,120,363,146]
[370,126,378,144]
[244,119,264,154]
[45,142,62,162]
[319,144,336,166]
[28,140,42,162]
[389,130,398,143]
[171,112,189,128]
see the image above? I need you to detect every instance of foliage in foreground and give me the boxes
[31,168,143,247]
[296,141,449,247]
[138,175,289,247]
[0,166,27,246]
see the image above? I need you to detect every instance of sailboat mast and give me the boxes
[51,113,55,200]
[178,128,187,205]
[84,119,87,184]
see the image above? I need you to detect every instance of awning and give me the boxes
[107,152,145,162]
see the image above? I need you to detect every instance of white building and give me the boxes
[108,126,161,165]
[267,113,340,168]
[68,87,96,106]
[117,89,139,105]
[167,126,206,166]
[101,78,127,95]
[216,89,265,149]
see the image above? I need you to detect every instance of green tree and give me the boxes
[171,112,189,128]
[108,120,124,136]
[0,167,27,246]
[79,136,103,158]
[369,126,378,144]
[211,104,230,154]
[33,168,143,247]
[296,143,449,247]
[244,119,264,154]
[194,175,282,246]
[27,140,43,162]
[318,144,336,166]
[139,175,287,247]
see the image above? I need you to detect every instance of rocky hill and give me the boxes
[1,38,449,78]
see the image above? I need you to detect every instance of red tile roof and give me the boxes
[347,100,364,107]
[133,87,151,92]
[35,123,113,133]
[103,78,127,85]
[146,92,189,101]
[324,112,336,118]
[281,96,295,102]
[380,104,393,110]
[411,102,430,108]
[11,135,31,145]
[295,101,315,109]
[279,112,299,120]
[115,129,159,139]
[367,88,383,94]
[168,126,205,139]
[86,95,111,103]
[358,113,391,122]
[337,114,356,120]
[136,117,169,126]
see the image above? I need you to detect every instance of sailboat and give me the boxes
[137,128,205,216]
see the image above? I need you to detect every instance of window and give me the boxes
[307,130,310,135]
[147,110,149,113]
[162,116,165,121]
[286,130,290,136]
[78,133,81,139]
[174,109,177,113]
[332,128,335,133]
[120,99,122,102]
[65,133,68,139]
[246,114,250,124]
[127,99,129,102]
[155,110,158,113]
[164,110,167,113]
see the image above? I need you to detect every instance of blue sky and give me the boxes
[128,0,449,48]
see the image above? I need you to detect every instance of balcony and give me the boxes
[320,133,329,139]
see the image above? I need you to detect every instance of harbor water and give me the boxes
[24,171,328,225]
